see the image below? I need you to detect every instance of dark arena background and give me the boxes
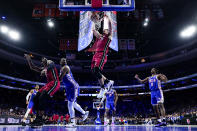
[0,0,197,131]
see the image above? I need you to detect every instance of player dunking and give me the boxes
[99,86,118,126]
[89,12,114,98]
[59,58,89,127]
[24,54,60,126]
[135,68,168,127]
[21,85,39,126]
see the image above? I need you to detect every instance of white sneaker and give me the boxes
[97,88,105,98]
[106,80,114,90]
[104,122,109,126]
[66,122,76,127]
[82,111,89,121]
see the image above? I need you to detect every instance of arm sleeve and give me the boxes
[100,95,106,103]
[26,92,31,101]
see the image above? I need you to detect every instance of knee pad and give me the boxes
[92,67,102,79]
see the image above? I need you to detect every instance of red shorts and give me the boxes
[91,52,108,71]
[39,80,60,97]
[29,108,36,114]
[29,108,33,114]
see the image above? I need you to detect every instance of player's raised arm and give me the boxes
[135,74,149,84]
[59,65,70,82]
[24,54,43,73]
[158,74,168,82]
[93,24,102,39]
[108,17,112,39]
[26,90,33,105]
[100,93,106,107]
[114,90,118,107]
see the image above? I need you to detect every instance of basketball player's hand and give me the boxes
[40,69,46,76]
[159,74,167,82]
[135,74,139,79]
[26,101,28,105]
[114,103,117,107]
[24,54,31,60]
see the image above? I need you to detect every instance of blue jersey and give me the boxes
[29,89,37,102]
[106,90,115,104]
[27,89,37,109]
[62,66,79,89]
[148,75,161,91]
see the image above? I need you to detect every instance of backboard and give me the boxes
[59,0,135,11]
[78,11,118,52]
[93,102,104,109]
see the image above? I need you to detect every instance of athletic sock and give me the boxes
[68,101,75,118]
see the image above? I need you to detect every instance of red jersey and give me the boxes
[46,64,59,82]
[39,63,60,96]
[88,35,111,52]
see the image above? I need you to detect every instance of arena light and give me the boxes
[180,25,196,38]
[8,30,20,40]
[143,22,148,27]
[47,19,54,28]
[0,25,9,34]
[145,18,149,22]
[1,16,6,20]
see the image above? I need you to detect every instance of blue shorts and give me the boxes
[66,86,79,102]
[151,89,164,105]
[105,102,116,111]
[27,101,34,109]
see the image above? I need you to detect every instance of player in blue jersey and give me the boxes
[21,85,39,126]
[59,58,89,127]
[135,68,168,127]
[99,86,118,126]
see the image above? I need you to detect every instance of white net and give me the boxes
[93,102,104,109]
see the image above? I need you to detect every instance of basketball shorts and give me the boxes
[39,80,60,97]
[151,89,164,105]
[105,102,116,111]
[27,100,34,109]
[91,52,108,71]
[65,85,79,102]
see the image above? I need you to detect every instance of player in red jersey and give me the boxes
[88,13,114,98]
[24,54,60,126]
